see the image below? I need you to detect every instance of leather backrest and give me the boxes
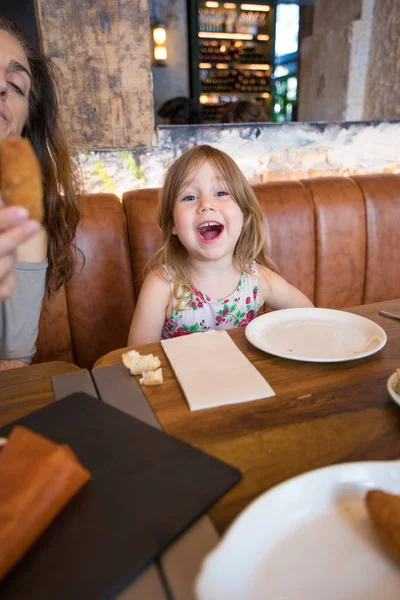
[123,183,317,301]
[123,188,162,300]
[35,194,135,368]
[124,183,317,301]
[302,177,366,308]
[252,181,316,303]
[35,174,400,368]
[353,174,400,303]
[124,174,400,309]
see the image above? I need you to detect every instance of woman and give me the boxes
[0,18,81,370]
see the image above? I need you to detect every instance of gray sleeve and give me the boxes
[0,260,48,363]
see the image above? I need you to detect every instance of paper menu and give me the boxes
[161,330,275,411]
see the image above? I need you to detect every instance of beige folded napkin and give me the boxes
[161,330,275,410]
[0,426,91,581]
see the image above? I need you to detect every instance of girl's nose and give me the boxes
[198,194,215,212]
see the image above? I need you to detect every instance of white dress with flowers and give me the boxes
[161,263,260,339]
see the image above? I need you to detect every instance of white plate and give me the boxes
[245,307,387,362]
[195,460,400,600]
[387,371,400,407]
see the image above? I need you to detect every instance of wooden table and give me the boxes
[94,299,400,533]
[0,361,81,428]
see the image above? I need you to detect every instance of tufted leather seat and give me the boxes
[35,174,400,368]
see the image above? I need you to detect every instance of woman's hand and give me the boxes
[0,206,40,301]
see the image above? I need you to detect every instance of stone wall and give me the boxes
[363,0,400,120]
[78,120,400,196]
[299,0,372,121]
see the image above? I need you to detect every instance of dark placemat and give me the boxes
[52,368,98,401]
[0,393,241,599]
[91,363,160,429]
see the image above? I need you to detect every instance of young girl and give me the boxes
[128,145,313,346]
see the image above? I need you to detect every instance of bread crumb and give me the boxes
[139,368,163,386]
[122,349,161,375]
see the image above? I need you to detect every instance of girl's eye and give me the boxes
[216,191,228,197]
[183,195,196,202]
[9,81,24,96]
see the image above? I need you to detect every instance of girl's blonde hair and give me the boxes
[153,145,277,304]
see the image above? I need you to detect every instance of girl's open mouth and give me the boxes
[197,221,224,241]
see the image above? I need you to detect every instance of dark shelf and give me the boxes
[188,0,276,123]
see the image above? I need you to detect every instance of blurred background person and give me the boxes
[220,100,268,124]
[158,96,202,125]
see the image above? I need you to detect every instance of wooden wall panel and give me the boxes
[35,0,154,148]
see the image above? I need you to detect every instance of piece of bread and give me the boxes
[0,138,44,221]
[139,368,163,386]
[365,489,400,562]
[122,349,161,376]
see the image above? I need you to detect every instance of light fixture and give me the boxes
[236,63,270,70]
[152,22,167,66]
[198,32,253,40]
[205,1,219,6]
[154,46,167,61]
[241,4,270,11]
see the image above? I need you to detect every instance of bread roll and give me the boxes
[122,349,161,376]
[139,368,163,386]
[0,138,44,222]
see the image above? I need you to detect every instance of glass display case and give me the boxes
[188,0,276,123]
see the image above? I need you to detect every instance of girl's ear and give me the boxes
[171,224,177,235]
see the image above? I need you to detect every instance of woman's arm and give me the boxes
[16,226,47,262]
[0,208,45,370]
[128,270,171,346]
[0,260,48,370]
[0,206,41,300]
[258,266,314,310]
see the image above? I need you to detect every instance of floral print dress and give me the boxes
[162,263,260,339]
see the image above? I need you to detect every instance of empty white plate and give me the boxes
[245,307,387,362]
[195,460,400,600]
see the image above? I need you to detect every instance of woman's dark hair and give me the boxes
[220,100,268,124]
[158,97,202,125]
[0,18,82,292]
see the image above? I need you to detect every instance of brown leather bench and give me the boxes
[35,173,400,368]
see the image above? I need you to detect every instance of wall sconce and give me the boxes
[152,23,167,66]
